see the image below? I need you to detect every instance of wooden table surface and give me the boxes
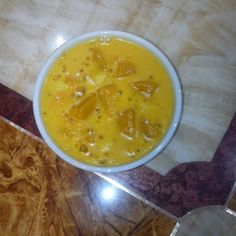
[0,0,236,235]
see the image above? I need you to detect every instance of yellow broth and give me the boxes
[40,37,174,166]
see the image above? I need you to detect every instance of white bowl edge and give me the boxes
[33,30,182,173]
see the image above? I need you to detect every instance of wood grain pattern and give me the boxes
[0,118,176,236]
[0,0,235,175]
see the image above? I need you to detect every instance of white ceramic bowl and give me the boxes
[33,30,182,173]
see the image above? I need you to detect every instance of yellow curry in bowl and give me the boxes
[40,37,174,167]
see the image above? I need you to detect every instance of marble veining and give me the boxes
[0,0,236,174]
[1,1,236,234]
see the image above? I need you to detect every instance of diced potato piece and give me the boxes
[140,119,159,139]
[70,93,97,120]
[74,86,86,98]
[91,47,107,70]
[117,108,137,139]
[65,76,78,89]
[116,60,135,78]
[97,84,117,115]
[132,80,158,97]
[54,91,69,103]
[79,144,89,153]
[85,128,96,144]
[94,73,106,85]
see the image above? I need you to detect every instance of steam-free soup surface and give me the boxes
[41,37,174,166]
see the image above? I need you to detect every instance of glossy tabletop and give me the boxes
[0,0,236,235]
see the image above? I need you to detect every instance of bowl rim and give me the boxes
[33,30,182,173]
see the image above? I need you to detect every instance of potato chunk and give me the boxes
[91,47,107,70]
[116,60,135,78]
[85,128,96,144]
[132,80,158,97]
[117,108,137,139]
[70,93,97,120]
[97,84,117,115]
[74,86,86,98]
[140,119,160,139]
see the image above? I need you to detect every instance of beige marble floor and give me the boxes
[0,0,236,174]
